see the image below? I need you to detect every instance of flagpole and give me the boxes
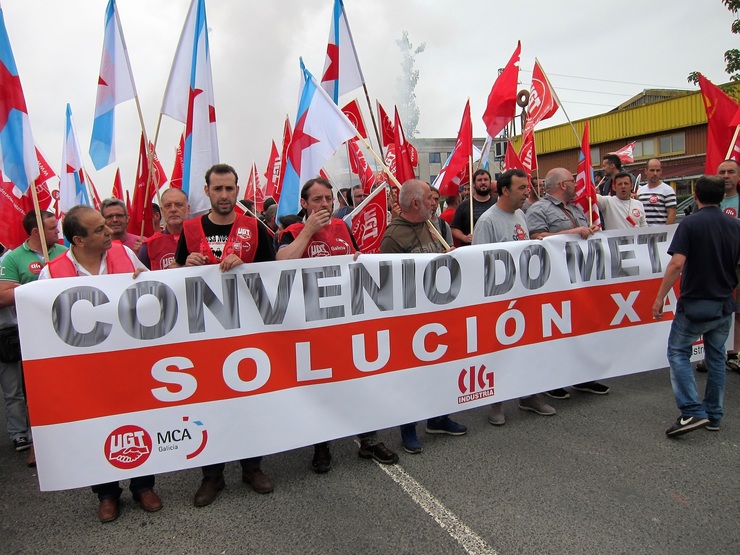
[468,154,474,236]
[538,60,580,146]
[354,132,450,250]
[29,182,50,263]
[725,125,740,159]
[363,86,384,157]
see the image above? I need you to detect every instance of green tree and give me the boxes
[688,0,740,85]
[395,31,425,138]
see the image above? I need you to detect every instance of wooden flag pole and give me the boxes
[29,182,49,263]
[362,86,384,158]
[355,133,448,248]
[725,125,740,159]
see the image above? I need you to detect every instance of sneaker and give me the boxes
[705,422,721,431]
[13,437,31,452]
[487,403,505,426]
[312,442,332,473]
[726,356,740,373]
[426,416,467,435]
[695,361,707,373]
[400,426,422,454]
[665,416,709,437]
[571,381,610,395]
[518,395,556,416]
[545,388,570,400]
[358,441,399,464]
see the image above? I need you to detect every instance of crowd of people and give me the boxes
[0,158,737,523]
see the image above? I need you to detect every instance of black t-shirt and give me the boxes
[174,214,275,265]
[450,197,497,242]
[668,206,740,303]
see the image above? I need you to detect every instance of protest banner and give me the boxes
[17,226,693,490]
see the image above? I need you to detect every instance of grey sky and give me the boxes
[2,0,735,196]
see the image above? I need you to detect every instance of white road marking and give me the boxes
[371,456,497,555]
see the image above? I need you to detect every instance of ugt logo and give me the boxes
[457,364,494,404]
[105,425,152,470]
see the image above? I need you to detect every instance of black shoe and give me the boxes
[545,388,570,400]
[695,361,707,373]
[312,442,332,473]
[571,381,609,395]
[358,441,399,464]
[665,416,709,437]
[13,437,31,452]
[193,475,225,507]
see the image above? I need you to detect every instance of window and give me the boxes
[430,174,438,183]
[429,152,441,164]
[493,141,507,159]
[659,133,685,156]
[590,146,600,161]
[633,132,685,159]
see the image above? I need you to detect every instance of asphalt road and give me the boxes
[0,367,738,555]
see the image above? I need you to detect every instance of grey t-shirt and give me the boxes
[472,205,529,244]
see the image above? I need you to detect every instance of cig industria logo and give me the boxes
[457,364,494,404]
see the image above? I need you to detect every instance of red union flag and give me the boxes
[264,140,280,200]
[482,41,521,138]
[574,121,600,228]
[341,99,367,139]
[377,101,394,147]
[519,131,537,173]
[348,138,376,193]
[504,139,528,176]
[609,141,635,164]
[697,73,740,171]
[348,185,387,253]
[527,60,559,126]
[436,100,472,196]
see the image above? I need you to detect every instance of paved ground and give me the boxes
[0,367,738,555]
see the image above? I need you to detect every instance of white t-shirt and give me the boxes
[636,182,676,225]
[596,195,647,230]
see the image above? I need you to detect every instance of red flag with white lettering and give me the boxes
[348,184,387,253]
[169,133,185,190]
[263,140,280,200]
[243,162,265,212]
[503,139,528,176]
[112,167,123,200]
[342,99,367,139]
[274,116,292,203]
[347,138,376,193]
[377,101,394,148]
[436,101,472,196]
[393,108,415,184]
[574,122,600,228]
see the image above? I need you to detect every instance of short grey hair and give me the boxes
[398,179,426,211]
[100,197,127,215]
[543,168,572,192]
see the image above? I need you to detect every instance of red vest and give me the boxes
[47,241,134,278]
[182,214,258,264]
[146,232,179,270]
[284,219,355,258]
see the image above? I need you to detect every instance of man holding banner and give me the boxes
[173,163,276,507]
[38,205,160,523]
[0,210,67,465]
[526,168,609,399]
[277,177,400,470]
[381,179,467,453]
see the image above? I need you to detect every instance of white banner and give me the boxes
[17,226,684,490]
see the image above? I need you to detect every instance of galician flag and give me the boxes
[60,104,91,215]
[321,0,364,103]
[89,0,136,170]
[161,0,219,215]
[0,5,39,193]
[277,60,358,218]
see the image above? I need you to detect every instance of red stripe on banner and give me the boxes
[24,278,669,426]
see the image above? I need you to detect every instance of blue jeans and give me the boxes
[667,311,731,424]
